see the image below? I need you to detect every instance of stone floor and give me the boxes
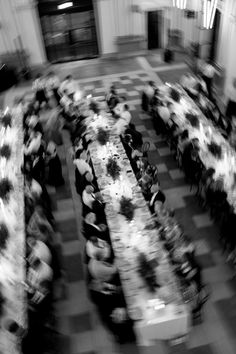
[1,55,236,354]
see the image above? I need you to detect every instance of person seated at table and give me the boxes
[225,78,236,124]
[32,73,47,105]
[45,71,61,103]
[177,129,189,165]
[87,249,135,343]
[83,212,108,240]
[85,236,111,264]
[113,96,127,118]
[27,237,52,266]
[59,75,79,99]
[82,185,96,213]
[206,178,228,220]
[125,123,143,149]
[105,85,120,111]
[112,104,132,135]
[141,81,155,112]
[73,149,92,175]
[147,181,166,214]
[180,253,203,292]
[24,129,42,156]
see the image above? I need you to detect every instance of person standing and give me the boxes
[201,59,217,100]
[32,74,47,105]
[226,78,236,124]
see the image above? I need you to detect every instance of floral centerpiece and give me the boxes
[207,141,222,159]
[97,127,109,146]
[106,157,121,180]
[89,100,100,114]
[119,196,135,222]
[0,223,9,251]
[0,144,11,160]
[170,87,181,103]
[185,113,200,129]
[138,252,159,293]
[0,178,13,201]
[1,113,12,128]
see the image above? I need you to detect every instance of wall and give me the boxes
[216,0,236,95]
[95,0,145,55]
[0,0,46,65]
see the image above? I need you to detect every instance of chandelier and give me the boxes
[203,0,217,29]
[172,0,187,10]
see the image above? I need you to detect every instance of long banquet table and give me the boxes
[87,113,190,345]
[0,107,26,353]
[158,84,236,213]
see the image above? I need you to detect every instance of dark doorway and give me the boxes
[147,11,163,50]
[38,0,98,63]
[210,9,221,62]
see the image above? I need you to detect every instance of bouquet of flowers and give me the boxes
[0,144,11,160]
[119,196,135,222]
[97,127,109,146]
[0,178,13,201]
[170,88,181,103]
[186,113,200,129]
[90,100,100,114]
[1,113,12,128]
[0,222,9,251]
[138,252,159,293]
[106,157,121,180]
[207,141,222,159]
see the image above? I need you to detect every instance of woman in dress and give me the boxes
[44,98,63,146]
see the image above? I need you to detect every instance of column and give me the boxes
[13,0,46,65]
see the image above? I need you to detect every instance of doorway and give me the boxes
[210,9,221,62]
[38,1,98,63]
[147,11,163,50]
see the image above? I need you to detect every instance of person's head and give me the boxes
[181,129,189,140]
[65,75,72,81]
[31,257,41,269]
[150,181,160,193]
[192,137,199,148]
[85,171,94,183]
[85,185,94,195]
[124,104,129,111]
[120,96,127,103]
[27,236,36,250]
[36,73,42,79]
[148,81,155,87]
[206,167,215,179]
[85,212,96,224]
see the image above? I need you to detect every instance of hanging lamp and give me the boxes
[203,0,217,29]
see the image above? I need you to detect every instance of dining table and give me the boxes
[85,111,190,345]
[158,84,236,213]
[0,107,26,354]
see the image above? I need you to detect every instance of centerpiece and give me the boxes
[138,252,160,293]
[170,87,181,103]
[0,222,9,252]
[106,157,121,181]
[185,113,200,129]
[119,196,135,222]
[97,127,109,146]
[207,141,222,159]
[0,177,13,202]
[0,144,11,160]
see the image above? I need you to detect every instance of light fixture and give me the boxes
[58,2,73,10]
[172,0,187,10]
[203,0,217,29]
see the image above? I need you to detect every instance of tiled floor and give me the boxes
[2,54,236,354]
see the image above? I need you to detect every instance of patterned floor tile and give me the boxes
[63,240,81,256]
[135,124,147,132]
[156,163,168,173]
[69,312,92,334]
[189,345,216,354]
[210,282,234,302]
[157,147,172,157]
[202,264,233,284]
[63,253,84,282]
[169,169,185,180]
[194,239,211,256]
[196,254,216,268]
[70,331,95,354]
[57,218,78,242]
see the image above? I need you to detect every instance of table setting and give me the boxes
[158,83,236,213]
[85,108,190,345]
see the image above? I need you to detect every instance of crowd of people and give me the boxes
[10,61,235,349]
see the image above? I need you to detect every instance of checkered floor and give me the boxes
[2,57,236,354]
